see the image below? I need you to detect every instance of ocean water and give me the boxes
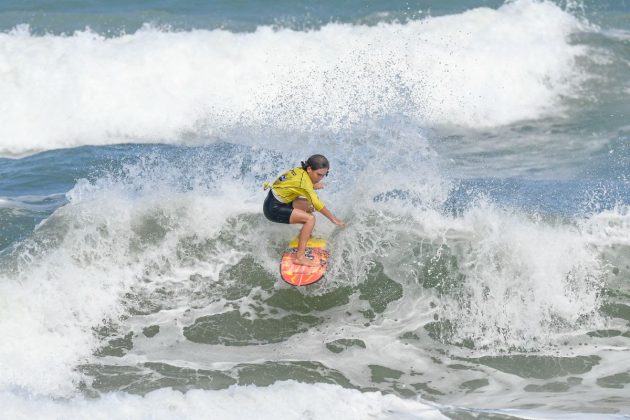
[0,0,629,418]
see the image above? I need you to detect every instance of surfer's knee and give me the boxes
[289,209,315,225]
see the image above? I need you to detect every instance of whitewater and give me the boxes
[0,1,592,155]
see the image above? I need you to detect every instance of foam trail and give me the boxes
[0,0,590,155]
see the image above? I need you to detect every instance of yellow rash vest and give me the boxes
[264,167,325,211]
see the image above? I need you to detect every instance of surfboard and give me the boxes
[280,237,329,286]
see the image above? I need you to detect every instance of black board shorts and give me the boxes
[263,190,293,224]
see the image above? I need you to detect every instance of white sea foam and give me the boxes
[0,0,590,156]
[0,193,66,209]
[336,192,606,350]
[0,148,620,413]
[581,205,630,246]
[1,382,447,420]
[0,1,625,417]
[602,28,630,41]
[437,202,604,349]
[0,164,261,396]
[0,138,618,404]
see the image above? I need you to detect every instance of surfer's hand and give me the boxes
[333,219,346,228]
[313,182,325,190]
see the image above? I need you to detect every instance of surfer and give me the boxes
[263,154,345,267]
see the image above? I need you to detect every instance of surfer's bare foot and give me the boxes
[295,255,319,267]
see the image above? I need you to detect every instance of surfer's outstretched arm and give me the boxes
[319,207,346,227]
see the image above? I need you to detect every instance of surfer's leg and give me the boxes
[289,209,319,267]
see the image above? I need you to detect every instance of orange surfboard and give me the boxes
[280,237,329,286]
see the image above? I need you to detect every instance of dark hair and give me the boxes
[301,154,329,171]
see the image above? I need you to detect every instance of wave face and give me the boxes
[0,0,629,418]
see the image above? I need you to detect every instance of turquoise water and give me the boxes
[0,0,508,33]
[0,1,629,418]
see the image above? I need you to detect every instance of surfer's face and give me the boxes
[307,167,328,183]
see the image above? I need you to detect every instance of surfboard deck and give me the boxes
[280,237,329,286]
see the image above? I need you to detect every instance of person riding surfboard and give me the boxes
[263,154,345,267]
